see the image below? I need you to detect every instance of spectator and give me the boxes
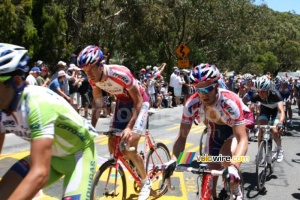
[25,67,40,85]
[155,73,163,84]
[145,65,152,79]
[36,67,50,87]
[69,53,77,64]
[181,69,191,105]
[152,63,167,77]
[140,68,146,82]
[78,70,92,118]
[52,61,68,80]
[169,68,179,107]
[146,74,156,108]
[68,66,83,112]
[173,69,182,107]
[36,60,43,68]
[49,70,72,102]
[155,83,163,109]
[161,82,173,108]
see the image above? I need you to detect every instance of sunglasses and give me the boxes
[0,76,11,82]
[198,83,217,94]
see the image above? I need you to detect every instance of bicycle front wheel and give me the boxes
[199,128,207,155]
[146,142,171,197]
[91,160,127,200]
[256,140,267,192]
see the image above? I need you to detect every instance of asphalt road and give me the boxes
[1,104,300,199]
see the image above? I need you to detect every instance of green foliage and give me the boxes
[1,0,300,77]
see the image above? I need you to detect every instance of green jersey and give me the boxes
[0,85,97,157]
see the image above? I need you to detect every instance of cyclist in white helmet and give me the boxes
[170,63,254,199]
[77,45,151,200]
[251,75,285,162]
[0,43,98,199]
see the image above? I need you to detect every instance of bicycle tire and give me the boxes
[91,160,127,200]
[256,140,267,192]
[146,142,171,197]
[199,128,207,156]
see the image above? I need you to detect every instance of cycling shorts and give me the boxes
[110,89,149,134]
[9,143,97,199]
[258,106,279,125]
[203,122,234,156]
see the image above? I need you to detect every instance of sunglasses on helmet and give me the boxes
[198,83,217,94]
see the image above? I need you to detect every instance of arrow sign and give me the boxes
[175,43,190,59]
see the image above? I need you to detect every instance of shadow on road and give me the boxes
[242,171,278,199]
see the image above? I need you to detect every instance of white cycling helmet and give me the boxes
[190,63,220,84]
[254,75,270,91]
[77,45,104,68]
[243,73,253,80]
[0,43,29,76]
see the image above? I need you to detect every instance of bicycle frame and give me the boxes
[107,115,162,188]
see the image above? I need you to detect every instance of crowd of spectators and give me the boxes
[24,55,99,119]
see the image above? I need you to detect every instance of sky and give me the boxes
[253,0,300,14]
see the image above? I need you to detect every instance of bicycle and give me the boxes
[162,161,244,200]
[91,110,171,200]
[255,124,278,192]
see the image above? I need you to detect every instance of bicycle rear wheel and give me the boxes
[91,160,127,200]
[146,142,171,197]
[256,140,267,192]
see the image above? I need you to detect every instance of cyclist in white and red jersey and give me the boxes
[77,45,151,200]
[170,63,254,199]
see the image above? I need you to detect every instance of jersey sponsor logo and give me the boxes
[30,123,40,130]
[57,124,85,142]
[86,161,96,199]
[112,72,130,84]
[3,120,15,127]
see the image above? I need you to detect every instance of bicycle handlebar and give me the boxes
[254,125,277,129]
[162,161,226,191]
[97,131,136,151]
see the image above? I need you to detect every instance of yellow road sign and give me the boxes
[178,59,190,69]
[175,43,190,59]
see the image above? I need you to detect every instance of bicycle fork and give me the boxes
[104,162,120,197]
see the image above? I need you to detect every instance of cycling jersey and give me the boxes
[92,65,148,104]
[0,86,97,199]
[250,89,283,109]
[275,84,293,100]
[250,89,283,125]
[91,64,149,134]
[182,88,250,126]
[182,88,254,156]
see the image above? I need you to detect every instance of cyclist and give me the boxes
[0,43,98,199]
[251,75,285,162]
[77,45,151,200]
[171,63,254,199]
[275,77,293,127]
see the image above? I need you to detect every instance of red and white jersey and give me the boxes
[182,88,250,126]
[93,65,143,104]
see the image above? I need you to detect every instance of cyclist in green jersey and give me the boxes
[0,43,98,200]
